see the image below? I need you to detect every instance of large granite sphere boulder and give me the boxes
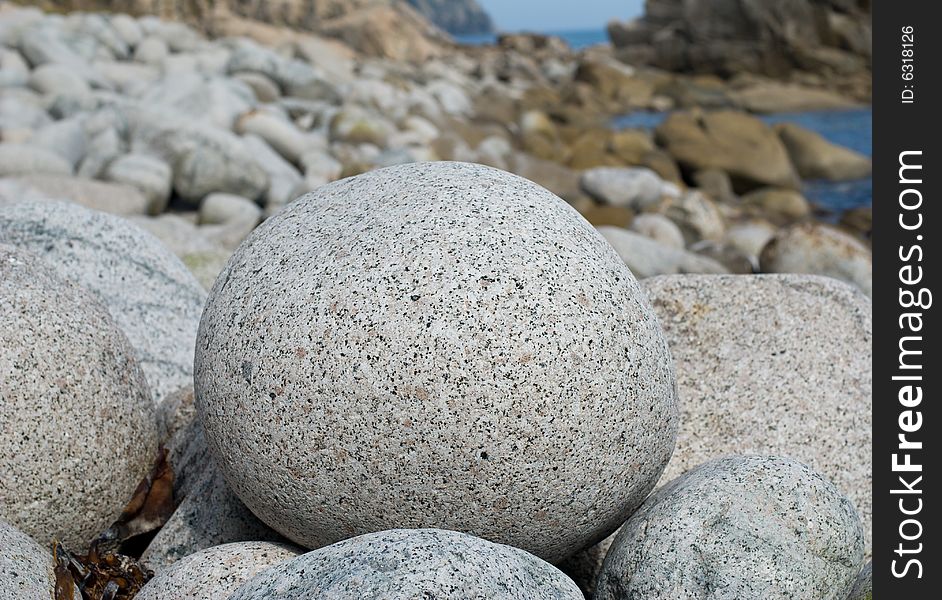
[0,245,158,549]
[596,456,865,600]
[135,541,302,600]
[195,161,678,562]
[0,199,206,407]
[229,529,584,600]
[0,518,56,599]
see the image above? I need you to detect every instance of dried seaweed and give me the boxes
[53,448,176,600]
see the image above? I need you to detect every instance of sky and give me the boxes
[476,0,645,33]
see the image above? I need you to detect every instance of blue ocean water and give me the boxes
[454,28,609,50]
[613,108,873,215]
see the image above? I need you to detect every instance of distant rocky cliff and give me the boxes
[31,0,454,61]
[406,0,493,35]
[609,0,871,94]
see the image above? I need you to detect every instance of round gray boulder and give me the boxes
[0,518,55,599]
[230,529,584,600]
[0,200,206,407]
[0,245,157,548]
[195,161,678,562]
[135,541,301,600]
[596,456,865,600]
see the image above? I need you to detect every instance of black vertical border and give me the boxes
[873,0,939,596]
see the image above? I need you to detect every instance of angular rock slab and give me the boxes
[0,245,157,549]
[643,274,872,550]
[595,456,865,600]
[135,541,301,600]
[196,161,678,563]
[0,199,206,406]
[230,529,584,600]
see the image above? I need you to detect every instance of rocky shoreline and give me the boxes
[1,2,872,599]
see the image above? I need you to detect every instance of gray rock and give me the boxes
[136,542,301,599]
[847,561,872,600]
[129,107,269,203]
[5,174,150,216]
[760,222,872,296]
[598,226,729,278]
[134,36,169,64]
[643,274,872,550]
[198,193,262,250]
[0,519,56,599]
[0,245,157,549]
[128,214,232,290]
[233,72,281,103]
[0,93,50,134]
[235,110,316,165]
[78,127,124,179]
[657,190,726,244]
[110,14,144,48]
[724,219,777,268]
[226,44,339,103]
[230,529,584,600]
[299,149,342,183]
[195,162,678,563]
[0,200,206,407]
[580,167,667,210]
[329,106,396,147]
[0,144,72,177]
[28,118,88,169]
[241,134,303,215]
[103,153,173,214]
[596,456,865,600]
[141,419,288,571]
[629,213,685,249]
[142,74,255,130]
[0,49,30,88]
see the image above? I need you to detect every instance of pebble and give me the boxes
[102,153,173,214]
[596,456,865,600]
[229,529,584,600]
[195,162,678,563]
[0,143,73,177]
[136,542,301,599]
[598,225,729,278]
[580,166,667,210]
[760,222,872,296]
[0,245,157,549]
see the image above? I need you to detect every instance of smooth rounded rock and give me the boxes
[0,245,157,548]
[195,161,678,562]
[642,274,872,550]
[580,166,667,210]
[629,214,685,249]
[760,222,872,296]
[596,456,865,600]
[102,153,172,215]
[230,529,584,600]
[0,519,55,599]
[135,541,301,600]
[0,200,206,407]
[598,226,728,278]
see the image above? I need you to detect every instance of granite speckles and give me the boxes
[135,541,302,600]
[642,274,872,551]
[229,529,584,600]
[0,518,55,600]
[0,245,157,549]
[595,456,865,600]
[195,161,678,563]
[0,199,207,407]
